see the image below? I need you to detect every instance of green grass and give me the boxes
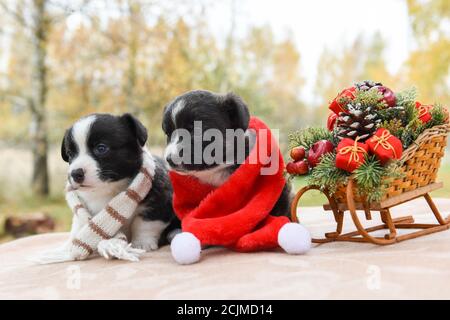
[290,175,330,207]
[291,162,450,207]
[432,163,450,198]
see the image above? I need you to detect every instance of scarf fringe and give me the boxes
[30,242,75,264]
[97,239,145,262]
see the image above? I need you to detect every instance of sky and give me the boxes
[206,0,413,103]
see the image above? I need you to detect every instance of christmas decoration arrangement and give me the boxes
[288,80,449,203]
[287,80,450,246]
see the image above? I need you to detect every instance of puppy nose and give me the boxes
[71,168,85,184]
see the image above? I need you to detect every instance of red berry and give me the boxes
[294,160,309,175]
[290,146,306,161]
[286,162,297,174]
[307,140,334,167]
[286,162,295,174]
[286,160,309,175]
[375,85,396,107]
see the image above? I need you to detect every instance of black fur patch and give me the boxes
[162,90,251,172]
[61,128,78,163]
[87,114,144,182]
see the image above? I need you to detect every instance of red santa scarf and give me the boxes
[169,117,290,252]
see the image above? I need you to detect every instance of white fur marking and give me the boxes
[171,99,185,123]
[164,131,180,162]
[181,164,232,187]
[69,115,100,188]
[131,216,169,251]
[76,179,130,215]
[165,100,186,162]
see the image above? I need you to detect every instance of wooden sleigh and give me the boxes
[291,124,450,245]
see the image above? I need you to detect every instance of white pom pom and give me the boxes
[170,232,201,265]
[278,223,311,255]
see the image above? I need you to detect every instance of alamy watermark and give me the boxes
[66,265,81,290]
[366,264,381,290]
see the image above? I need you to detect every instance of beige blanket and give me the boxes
[1,198,450,300]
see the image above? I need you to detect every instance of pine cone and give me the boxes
[336,102,382,141]
[355,80,383,91]
[356,80,396,107]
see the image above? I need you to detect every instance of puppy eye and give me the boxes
[94,144,109,156]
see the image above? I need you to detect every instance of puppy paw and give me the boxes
[131,237,159,252]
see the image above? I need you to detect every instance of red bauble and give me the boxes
[375,85,396,107]
[329,87,356,114]
[415,101,432,124]
[327,113,338,131]
[286,160,309,175]
[367,128,403,165]
[290,146,306,161]
[307,140,334,167]
[336,138,369,172]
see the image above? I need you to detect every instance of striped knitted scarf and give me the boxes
[33,150,155,264]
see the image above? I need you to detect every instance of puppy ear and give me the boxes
[121,113,148,147]
[221,93,250,130]
[61,129,70,163]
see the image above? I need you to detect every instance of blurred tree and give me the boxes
[407,0,449,42]
[404,0,450,105]
[1,0,306,151]
[219,0,237,93]
[361,32,392,83]
[313,33,394,124]
[313,36,365,123]
[29,0,51,196]
[0,0,51,196]
[124,0,141,116]
[232,26,306,148]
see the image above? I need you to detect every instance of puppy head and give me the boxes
[162,90,250,172]
[61,113,147,190]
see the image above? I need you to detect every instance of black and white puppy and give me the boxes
[162,90,292,217]
[61,113,179,251]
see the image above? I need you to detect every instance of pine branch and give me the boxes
[426,104,447,128]
[288,127,334,150]
[379,118,403,137]
[354,155,384,202]
[307,152,349,194]
[354,88,386,110]
[396,87,418,124]
[354,156,404,203]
